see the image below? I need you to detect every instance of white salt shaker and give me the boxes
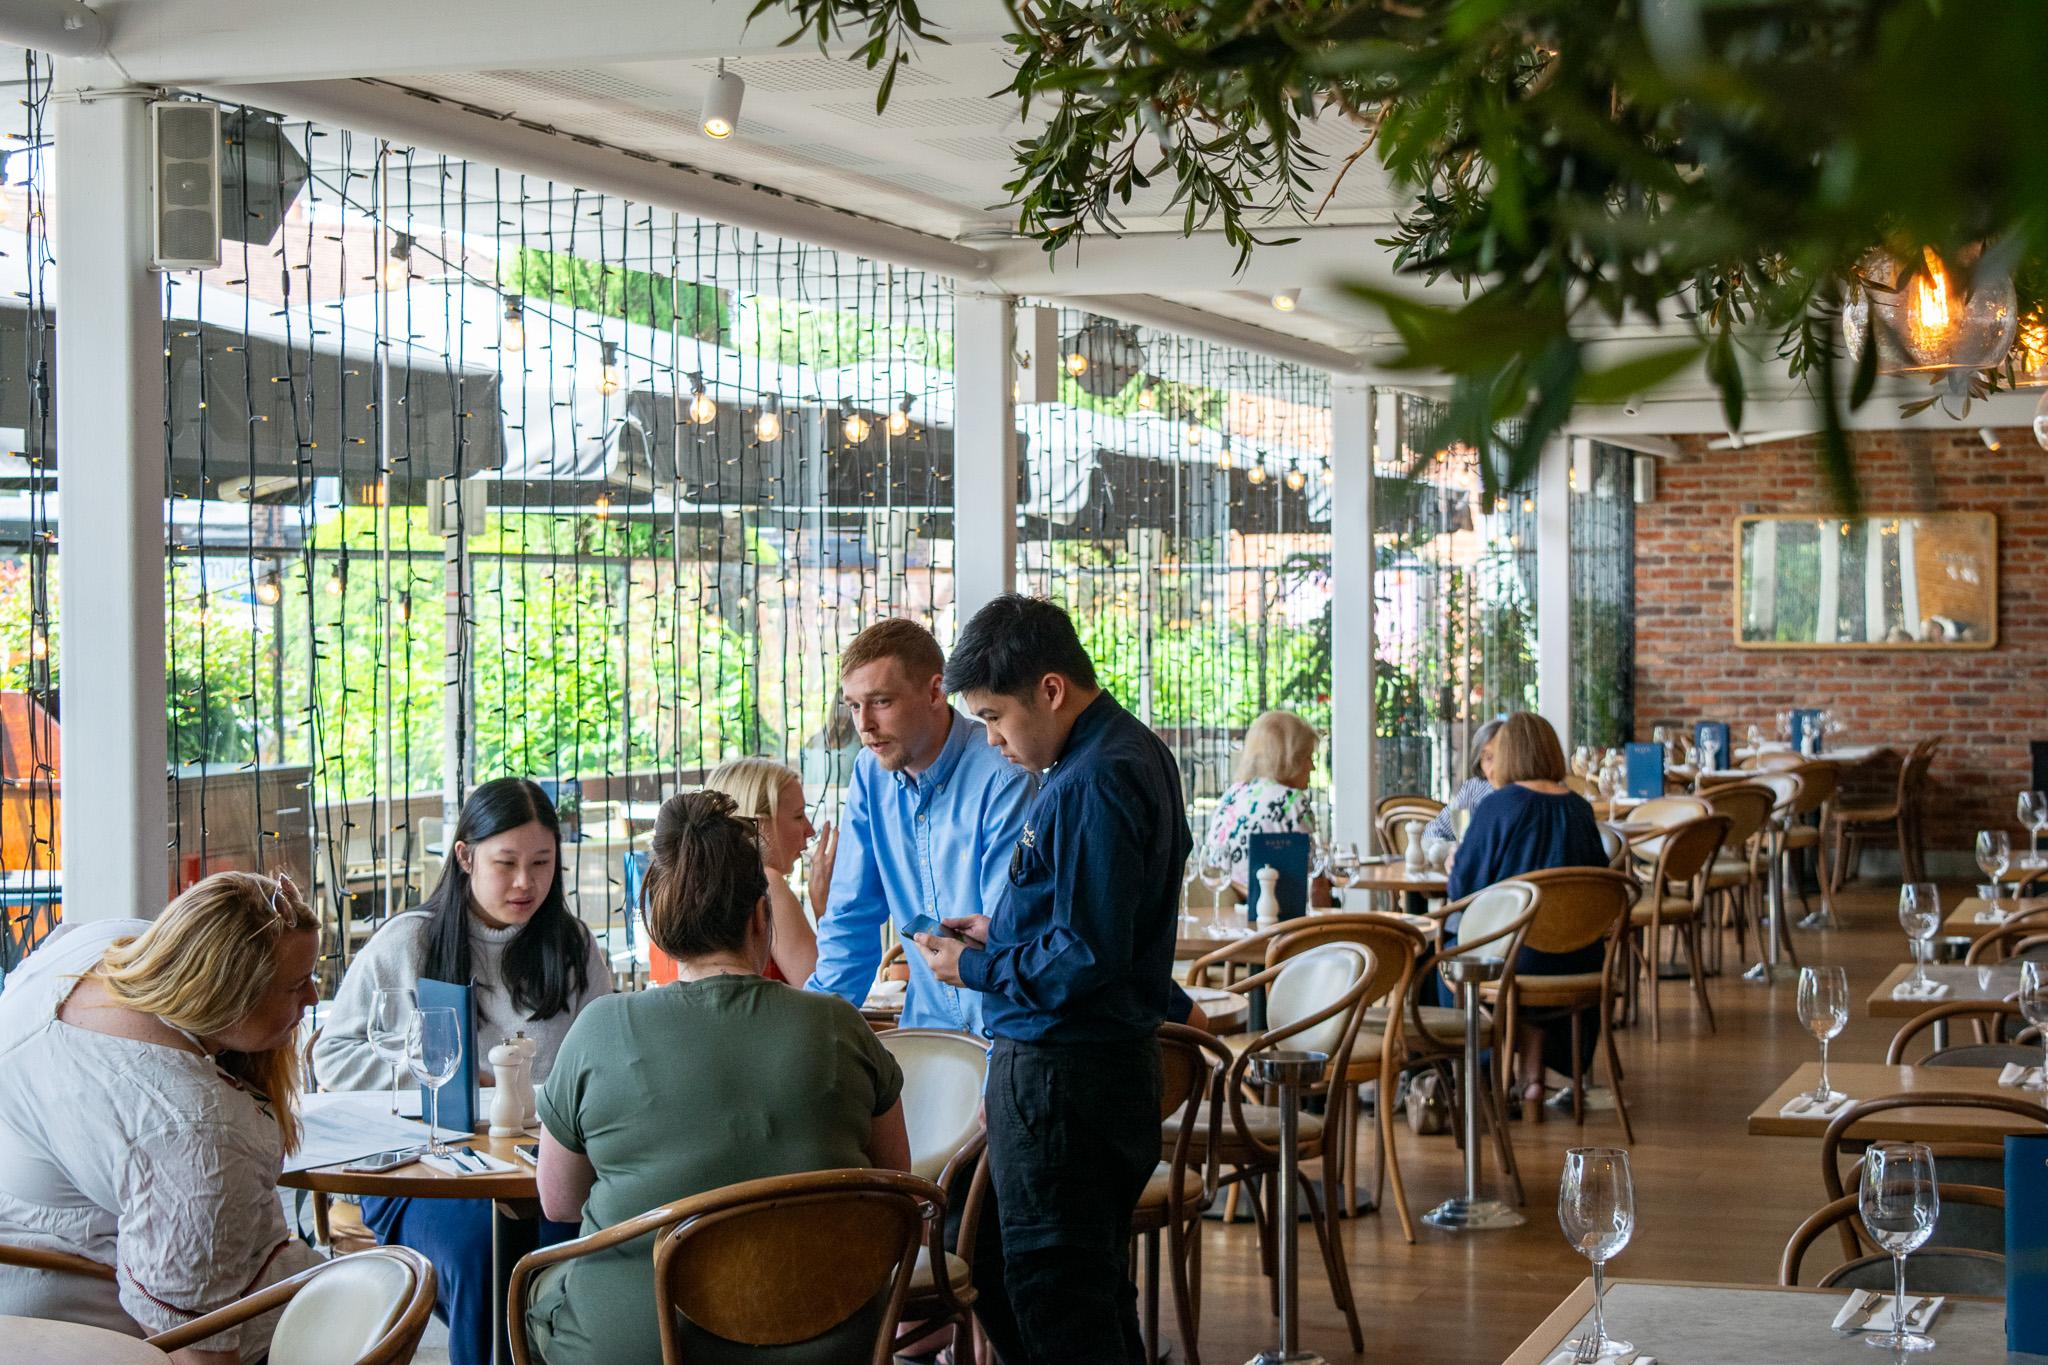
[487,1039,528,1138]
[512,1030,539,1128]
[1255,866,1281,932]
[1403,821,1427,871]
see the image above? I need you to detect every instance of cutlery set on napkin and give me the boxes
[420,1145,521,1177]
[1829,1290,1944,1335]
[1779,1091,1852,1119]
[1542,1345,1655,1365]
[1999,1062,2047,1088]
[1891,979,1951,1001]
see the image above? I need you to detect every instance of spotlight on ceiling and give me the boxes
[1271,288,1300,312]
[703,60,744,139]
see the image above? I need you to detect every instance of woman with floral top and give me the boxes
[1203,709,1327,900]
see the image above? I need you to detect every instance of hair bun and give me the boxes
[654,789,739,854]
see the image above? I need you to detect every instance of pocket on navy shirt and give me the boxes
[1009,839,1050,887]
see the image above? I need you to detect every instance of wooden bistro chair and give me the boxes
[1376,806,1442,863]
[1698,782,1776,973]
[1626,814,1729,1041]
[509,1169,944,1365]
[146,1246,437,1365]
[1133,1022,1228,1365]
[1165,936,1381,1353]
[1832,736,1941,890]
[1964,919,2048,966]
[1391,882,1542,1213]
[1481,867,1639,1142]
[1746,770,1807,970]
[1621,795,1710,868]
[1886,1000,2040,1068]
[876,1029,992,1365]
[1778,760,1841,924]
[1819,1093,2048,1261]
[1781,1185,2006,1293]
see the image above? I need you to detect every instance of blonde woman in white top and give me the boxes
[0,872,322,1365]
[703,757,827,985]
[1202,709,1329,902]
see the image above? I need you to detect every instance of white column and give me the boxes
[1899,518,1922,638]
[1748,519,1778,634]
[1815,518,1842,643]
[56,83,167,919]
[1864,517,1887,643]
[1535,434,1572,746]
[1328,379,1375,851]
[951,291,1016,625]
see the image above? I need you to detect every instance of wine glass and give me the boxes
[2020,961,2048,1090]
[1747,723,1764,754]
[1858,1142,1939,1352]
[1976,831,2011,915]
[369,986,417,1116]
[1179,848,1202,934]
[1572,745,1591,777]
[1796,966,1848,1105]
[1198,850,1238,938]
[1897,884,1941,986]
[1559,1148,1635,1359]
[2019,791,2048,869]
[406,1007,462,1156]
[1701,732,1723,774]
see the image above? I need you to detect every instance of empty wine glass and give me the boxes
[1747,723,1765,753]
[1702,733,1723,773]
[1198,848,1238,938]
[2021,961,2048,1090]
[1559,1148,1635,1359]
[369,986,417,1116]
[1977,831,2011,915]
[1178,848,1202,934]
[406,1006,462,1155]
[2019,791,2048,869]
[1898,884,1941,986]
[1796,966,1849,1105]
[1858,1142,1939,1352]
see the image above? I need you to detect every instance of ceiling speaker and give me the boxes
[150,100,221,271]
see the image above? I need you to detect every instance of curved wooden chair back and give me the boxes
[1750,751,1807,771]
[1965,923,2048,965]
[876,1029,991,1183]
[876,942,906,980]
[653,1170,938,1362]
[1781,1185,2004,1287]
[1788,761,1838,814]
[1901,737,1941,799]
[1652,815,1730,887]
[1157,1022,1227,1199]
[1405,882,1540,1061]
[1702,783,1775,851]
[1376,793,1443,819]
[1595,823,1630,871]
[145,1245,436,1365]
[1376,807,1439,859]
[1819,1091,2048,1259]
[0,1242,117,1282]
[1512,867,1635,957]
[1886,1001,2025,1062]
[1630,796,1710,830]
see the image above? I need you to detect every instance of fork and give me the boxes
[1573,1333,1602,1363]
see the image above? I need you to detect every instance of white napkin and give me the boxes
[1830,1290,1944,1333]
[1975,909,2010,924]
[419,1147,521,1177]
[1780,1091,1852,1119]
[1999,1063,2045,1088]
[1541,1350,1655,1365]
[1891,980,1951,1001]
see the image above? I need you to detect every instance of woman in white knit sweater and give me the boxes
[314,777,611,1365]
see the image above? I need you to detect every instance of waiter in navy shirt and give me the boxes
[913,594,1197,1365]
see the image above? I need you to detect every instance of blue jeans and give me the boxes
[361,1196,577,1365]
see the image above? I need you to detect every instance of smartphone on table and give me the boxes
[343,1147,423,1174]
[514,1142,540,1168]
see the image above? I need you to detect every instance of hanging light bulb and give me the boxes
[754,394,782,442]
[1320,461,1334,486]
[255,571,281,606]
[382,231,414,290]
[28,630,45,660]
[1184,423,1203,445]
[1247,462,1268,485]
[839,399,870,443]
[502,298,526,353]
[703,59,745,138]
[592,496,611,519]
[1842,245,2017,375]
[599,341,623,396]
[1217,434,1233,471]
[326,558,347,597]
[398,591,413,622]
[195,593,211,626]
[1137,383,1158,410]
[1285,464,1306,490]
[686,371,716,424]
[1066,351,1089,377]
[887,392,916,437]
[1271,288,1300,312]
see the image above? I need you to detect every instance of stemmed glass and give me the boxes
[1858,1142,1939,1352]
[1796,966,1848,1105]
[406,1007,462,1156]
[1977,831,2011,915]
[1747,723,1765,754]
[2020,961,2048,1090]
[1198,851,1239,938]
[1179,849,1202,934]
[369,987,417,1115]
[1559,1148,1635,1359]
[2019,792,2048,870]
[1898,884,1941,986]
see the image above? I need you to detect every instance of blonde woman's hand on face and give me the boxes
[807,820,838,920]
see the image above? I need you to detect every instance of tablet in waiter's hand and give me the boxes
[904,913,960,942]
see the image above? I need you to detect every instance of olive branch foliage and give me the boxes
[756,0,2048,512]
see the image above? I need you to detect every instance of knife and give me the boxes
[1904,1296,1937,1329]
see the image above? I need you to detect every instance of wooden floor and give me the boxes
[1174,874,1972,1365]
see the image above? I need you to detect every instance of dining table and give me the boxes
[1865,961,2027,1018]
[1941,895,2048,943]
[1499,1278,2031,1365]
[1746,1061,2047,1140]
[6,1316,171,1365]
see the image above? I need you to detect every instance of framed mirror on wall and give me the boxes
[1734,512,1998,649]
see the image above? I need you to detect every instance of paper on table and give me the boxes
[1975,909,2010,924]
[1779,1091,1852,1119]
[1830,1292,1944,1333]
[1891,980,1951,1001]
[1999,1063,2045,1088]
[290,1092,435,1173]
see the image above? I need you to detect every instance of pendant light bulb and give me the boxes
[1184,423,1202,445]
[599,341,623,396]
[842,407,871,443]
[1137,383,1157,410]
[686,372,716,424]
[755,394,781,442]
[383,231,414,290]
[1271,288,1300,312]
[703,60,744,139]
[502,298,526,353]
[326,560,347,597]
[887,393,915,437]
[1066,351,1089,377]
[1285,464,1306,490]
[1247,462,1268,485]
[255,571,282,606]
[1320,461,1334,486]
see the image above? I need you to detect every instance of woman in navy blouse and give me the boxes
[1447,711,1609,1112]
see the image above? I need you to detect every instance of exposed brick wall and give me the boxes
[1633,427,2047,855]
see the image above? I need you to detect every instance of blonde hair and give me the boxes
[1490,711,1568,785]
[1233,710,1320,786]
[95,872,317,1154]
[704,757,803,823]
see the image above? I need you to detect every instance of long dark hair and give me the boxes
[419,777,590,1020]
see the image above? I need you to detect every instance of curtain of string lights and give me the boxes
[1570,441,1637,751]
[1015,308,1333,837]
[1373,394,1538,802]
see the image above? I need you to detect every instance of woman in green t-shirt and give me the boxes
[529,791,911,1365]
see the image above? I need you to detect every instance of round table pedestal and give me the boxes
[1423,956,1526,1232]
[1243,1049,1331,1365]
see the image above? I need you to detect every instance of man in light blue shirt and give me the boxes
[804,618,1034,1033]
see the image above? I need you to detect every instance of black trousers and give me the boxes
[979,1034,1163,1365]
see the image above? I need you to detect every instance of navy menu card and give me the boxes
[415,976,479,1135]
[1624,743,1666,800]
[1247,832,1311,923]
[2008,1132,2048,1353]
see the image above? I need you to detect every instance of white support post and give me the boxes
[951,292,1016,627]
[1535,433,1572,747]
[55,83,167,919]
[1328,380,1375,852]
